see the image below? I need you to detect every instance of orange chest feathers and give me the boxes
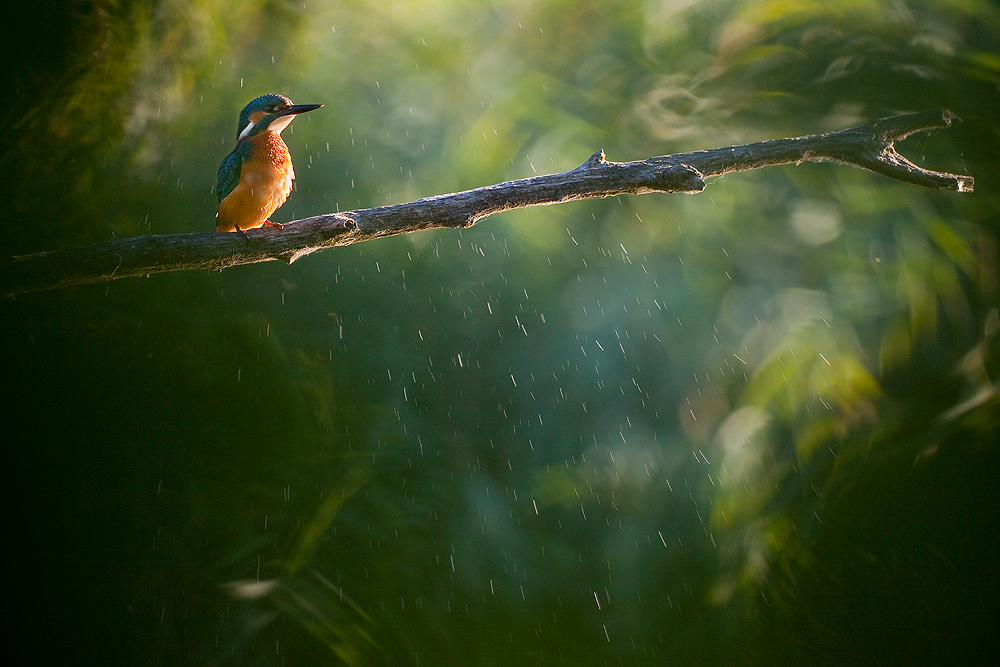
[216,132,297,232]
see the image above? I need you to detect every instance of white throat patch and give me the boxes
[237,120,256,141]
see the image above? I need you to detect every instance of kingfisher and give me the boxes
[215,93,322,234]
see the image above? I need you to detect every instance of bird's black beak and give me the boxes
[279,103,323,117]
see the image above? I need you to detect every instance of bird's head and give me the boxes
[235,93,322,141]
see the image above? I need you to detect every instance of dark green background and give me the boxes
[3,1,997,665]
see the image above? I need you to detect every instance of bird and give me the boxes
[215,93,322,234]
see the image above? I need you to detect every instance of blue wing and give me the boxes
[216,141,250,203]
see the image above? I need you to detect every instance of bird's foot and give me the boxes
[263,219,284,230]
[234,225,251,240]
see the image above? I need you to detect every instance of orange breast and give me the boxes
[216,132,296,233]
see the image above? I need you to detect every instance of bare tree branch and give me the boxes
[1,109,973,298]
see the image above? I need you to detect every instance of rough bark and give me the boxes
[0,109,973,298]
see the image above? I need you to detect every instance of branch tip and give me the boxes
[955,174,974,193]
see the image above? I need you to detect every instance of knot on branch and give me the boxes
[656,164,705,194]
